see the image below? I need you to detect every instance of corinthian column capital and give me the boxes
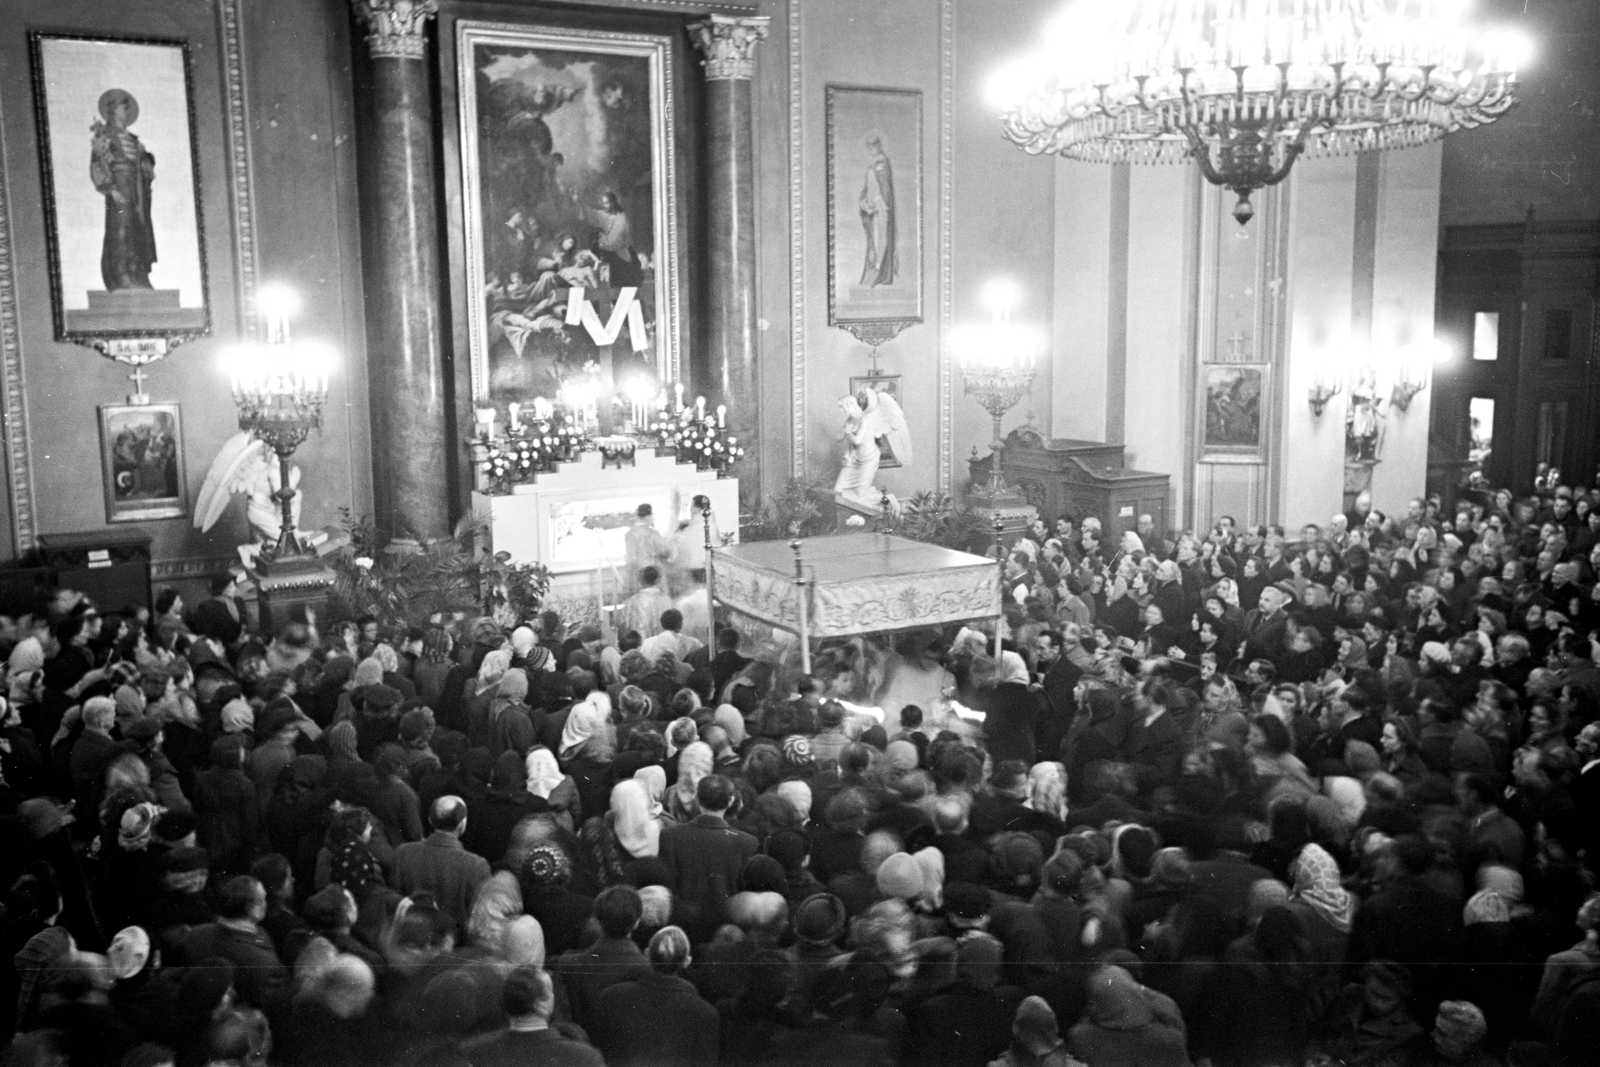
[688,15,771,81]
[352,0,438,60]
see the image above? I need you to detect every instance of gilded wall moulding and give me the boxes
[688,15,770,81]
[353,0,438,61]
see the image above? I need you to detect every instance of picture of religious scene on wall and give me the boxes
[827,87,923,325]
[31,34,209,342]
[1202,364,1265,456]
[548,492,672,570]
[98,403,189,523]
[463,25,679,404]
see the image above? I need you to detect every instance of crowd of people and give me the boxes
[0,477,1597,1067]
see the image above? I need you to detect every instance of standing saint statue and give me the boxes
[90,89,157,291]
[858,135,897,287]
[835,388,911,507]
[1346,367,1384,462]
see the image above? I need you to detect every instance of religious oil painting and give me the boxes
[30,33,209,350]
[848,374,903,468]
[1201,364,1268,461]
[827,86,924,333]
[98,402,189,523]
[457,22,681,405]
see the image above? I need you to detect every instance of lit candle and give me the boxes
[716,404,726,428]
[674,383,684,412]
[696,396,706,419]
[507,402,521,431]
[475,407,497,441]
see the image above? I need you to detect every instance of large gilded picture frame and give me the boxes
[98,401,189,523]
[827,85,923,347]
[29,32,211,354]
[456,21,682,405]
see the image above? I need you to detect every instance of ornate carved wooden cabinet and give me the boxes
[968,429,1172,541]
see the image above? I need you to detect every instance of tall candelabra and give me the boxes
[952,280,1041,500]
[228,287,332,563]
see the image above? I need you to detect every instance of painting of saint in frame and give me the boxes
[457,22,682,405]
[1201,364,1268,461]
[827,87,923,331]
[30,33,210,350]
[99,403,189,523]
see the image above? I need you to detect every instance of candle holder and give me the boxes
[951,281,1040,506]
[227,310,333,564]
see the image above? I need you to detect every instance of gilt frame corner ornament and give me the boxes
[455,20,682,406]
[28,31,212,360]
[826,85,923,346]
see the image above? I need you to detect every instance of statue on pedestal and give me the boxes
[834,388,910,508]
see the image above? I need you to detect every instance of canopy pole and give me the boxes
[703,502,716,650]
[791,539,811,675]
[992,513,1005,660]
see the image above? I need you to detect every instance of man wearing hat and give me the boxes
[788,893,848,1000]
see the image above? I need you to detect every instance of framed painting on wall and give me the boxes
[98,402,189,523]
[30,33,210,353]
[1200,364,1268,462]
[827,86,923,346]
[848,374,903,468]
[456,21,682,406]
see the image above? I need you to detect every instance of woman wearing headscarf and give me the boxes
[712,704,748,752]
[524,746,580,832]
[576,778,662,889]
[970,651,1039,765]
[633,765,669,821]
[560,691,617,823]
[1067,964,1190,1067]
[1286,842,1355,964]
[666,741,714,822]
[465,649,512,749]
[486,668,536,759]
[464,870,523,957]
[774,779,812,826]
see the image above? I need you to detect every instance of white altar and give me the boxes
[472,448,738,627]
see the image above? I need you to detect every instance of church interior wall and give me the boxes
[0,0,372,586]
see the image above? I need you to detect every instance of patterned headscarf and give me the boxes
[329,835,383,898]
[475,650,513,696]
[1463,889,1510,926]
[1291,843,1354,933]
[520,844,571,890]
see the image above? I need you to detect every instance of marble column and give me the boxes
[352,0,450,547]
[690,15,769,491]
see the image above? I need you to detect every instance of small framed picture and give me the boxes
[1200,364,1268,463]
[30,33,210,353]
[849,374,902,468]
[98,402,189,523]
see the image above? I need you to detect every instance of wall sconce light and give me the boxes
[1390,340,1449,412]
[1308,350,1344,416]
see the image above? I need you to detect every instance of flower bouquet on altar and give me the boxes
[477,410,587,494]
[653,408,744,475]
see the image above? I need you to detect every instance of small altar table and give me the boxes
[711,532,1000,669]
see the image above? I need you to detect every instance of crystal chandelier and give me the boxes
[990,0,1528,223]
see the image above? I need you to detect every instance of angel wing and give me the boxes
[866,390,912,466]
[193,432,271,533]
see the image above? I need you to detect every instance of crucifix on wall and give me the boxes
[1223,329,1252,361]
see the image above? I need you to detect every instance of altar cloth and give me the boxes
[711,532,1000,638]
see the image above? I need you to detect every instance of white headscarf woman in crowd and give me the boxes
[525,746,580,831]
[666,741,714,822]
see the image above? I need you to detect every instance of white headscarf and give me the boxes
[997,650,1031,688]
[634,765,667,818]
[476,649,513,696]
[559,699,607,761]
[524,748,564,799]
[610,779,661,858]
